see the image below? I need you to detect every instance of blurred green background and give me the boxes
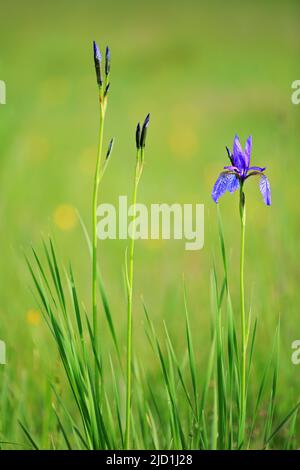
[1,0,300,446]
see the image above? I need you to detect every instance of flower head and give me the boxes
[140,113,150,148]
[212,134,271,205]
[93,40,102,62]
[106,138,114,160]
[93,40,103,86]
[135,114,150,150]
[105,46,111,76]
[136,123,141,150]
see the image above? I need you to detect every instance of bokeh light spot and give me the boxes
[26,309,41,326]
[168,126,198,159]
[53,204,77,231]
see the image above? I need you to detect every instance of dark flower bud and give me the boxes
[106,138,114,160]
[104,82,110,97]
[226,146,233,164]
[93,40,103,86]
[136,123,141,150]
[105,46,111,76]
[140,113,150,148]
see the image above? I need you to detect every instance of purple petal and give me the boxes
[224,165,240,173]
[93,40,102,62]
[212,174,228,203]
[244,135,252,169]
[233,134,243,155]
[232,134,246,170]
[249,166,266,172]
[227,174,240,193]
[259,174,271,206]
[212,173,239,203]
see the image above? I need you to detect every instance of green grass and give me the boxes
[0,0,300,450]
[22,207,299,449]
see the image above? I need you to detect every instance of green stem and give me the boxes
[239,184,246,447]
[92,102,105,344]
[125,154,141,450]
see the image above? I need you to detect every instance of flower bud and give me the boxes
[105,46,111,76]
[140,113,150,148]
[136,123,141,150]
[93,40,103,87]
[106,138,114,160]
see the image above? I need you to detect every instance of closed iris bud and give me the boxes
[136,123,141,150]
[105,46,111,76]
[226,145,234,164]
[104,82,110,97]
[93,40,103,87]
[106,138,114,160]
[140,113,150,148]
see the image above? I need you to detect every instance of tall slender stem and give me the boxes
[125,155,141,450]
[92,102,105,343]
[239,184,246,446]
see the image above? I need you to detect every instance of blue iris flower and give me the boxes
[212,135,271,206]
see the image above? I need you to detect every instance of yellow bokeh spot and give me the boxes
[53,204,77,231]
[144,238,165,251]
[26,309,41,326]
[168,126,198,159]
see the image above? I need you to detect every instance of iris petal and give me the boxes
[249,166,266,172]
[227,174,240,193]
[244,135,252,169]
[259,174,271,206]
[232,134,246,171]
[212,173,240,203]
[212,174,228,203]
[224,165,240,173]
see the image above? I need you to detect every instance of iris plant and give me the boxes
[212,134,271,447]
[92,40,112,376]
[92,40,151,450]
[125,113,150,450]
